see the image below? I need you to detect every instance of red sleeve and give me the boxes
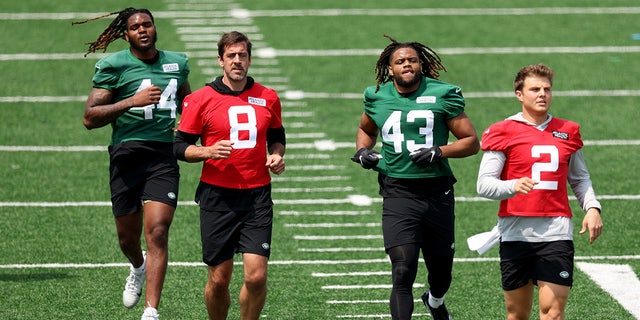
[178,87,208,135]
[269,96,282,129]
[480,121,508,152]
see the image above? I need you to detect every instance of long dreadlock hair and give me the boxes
[72,8,154,57]
[374,34,446,92]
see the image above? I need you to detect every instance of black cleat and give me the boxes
[421,291,452,320]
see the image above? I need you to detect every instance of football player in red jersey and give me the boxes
[174,31,285,320]
[477,64,603,320]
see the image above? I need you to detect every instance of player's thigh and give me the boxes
[503,282,535,319]
[238,205,273,258]
[381,198,423,249]
[200,209,242,266]
[537,280,570,316]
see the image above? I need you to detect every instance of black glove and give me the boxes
[351,148,381,169]
[409,146,442,167]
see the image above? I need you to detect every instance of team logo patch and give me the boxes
[162,63,179,72]
[262,243,270,250]
[248,96,267,107]
[416,96,436,104]
[552,130,569,140]
[559,271,570,279]
[167,192,176,200]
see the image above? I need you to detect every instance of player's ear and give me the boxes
[388,65,393,76]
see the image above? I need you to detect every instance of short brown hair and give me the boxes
[514,64,554,91]
[217,31,252,58]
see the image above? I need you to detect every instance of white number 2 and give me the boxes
[228,105,257,149]
[531,145,559,190]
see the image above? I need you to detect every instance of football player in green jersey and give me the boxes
[76,8,191,320]
[352,35,479,320]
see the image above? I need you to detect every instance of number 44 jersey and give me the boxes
[92,49,190,145]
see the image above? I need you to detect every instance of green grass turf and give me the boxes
[1,1,639,319]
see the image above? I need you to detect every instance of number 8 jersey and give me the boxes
[481,116,583,217]
[178,77,283,189]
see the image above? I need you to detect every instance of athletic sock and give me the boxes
[428,292,445,308]
[133,258,146,273]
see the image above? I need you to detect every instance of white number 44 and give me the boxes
[129,79,179,119]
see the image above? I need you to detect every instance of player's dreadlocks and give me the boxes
[374,35,447,92]
[72,8,154,57]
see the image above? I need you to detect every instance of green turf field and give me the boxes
[1,0,639,319]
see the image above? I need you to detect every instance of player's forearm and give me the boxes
[355,128,377,149]
[441,135,479,158]
[477,151,516,200]
[182,145,212,163]
[83,93,133,130]
[568,151,601,212]
[268,142,286,157]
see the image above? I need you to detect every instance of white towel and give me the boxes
[466,225,500,255]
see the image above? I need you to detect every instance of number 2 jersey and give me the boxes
[364,76,465,179]
[92,49,190,146]
[481,116,583,217]
[178,77,283,189]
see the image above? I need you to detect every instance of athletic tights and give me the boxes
[387,243,453,320]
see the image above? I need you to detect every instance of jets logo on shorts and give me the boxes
[559,271,570,279]
[167,192,176,200]
[262,243,270,251]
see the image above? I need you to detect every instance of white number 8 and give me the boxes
[228,105,257,149]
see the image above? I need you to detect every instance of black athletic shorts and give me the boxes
[381,192,455,256]
[196,182,273,266]
[108,141,179,217]
[500,240,574,290]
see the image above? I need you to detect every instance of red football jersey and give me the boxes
[481,118,583,217]
[179,84,282,189]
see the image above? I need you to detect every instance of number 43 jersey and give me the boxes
[92,49,190,146]
[364,76,465,179]
[481,116,583,218]
[178,77,283,189]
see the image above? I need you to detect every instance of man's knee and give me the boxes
[392,260,417,286]
[244,269,267,291]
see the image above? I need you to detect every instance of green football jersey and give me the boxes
[363,76,465,179]
[92,49,190,146]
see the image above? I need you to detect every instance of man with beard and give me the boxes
[77,8,191,320]
[174,31,286,320]
[352,35,479,320]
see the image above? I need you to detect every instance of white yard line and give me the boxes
[2,7,640,20]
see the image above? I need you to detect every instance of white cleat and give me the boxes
[122,251,146,308]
